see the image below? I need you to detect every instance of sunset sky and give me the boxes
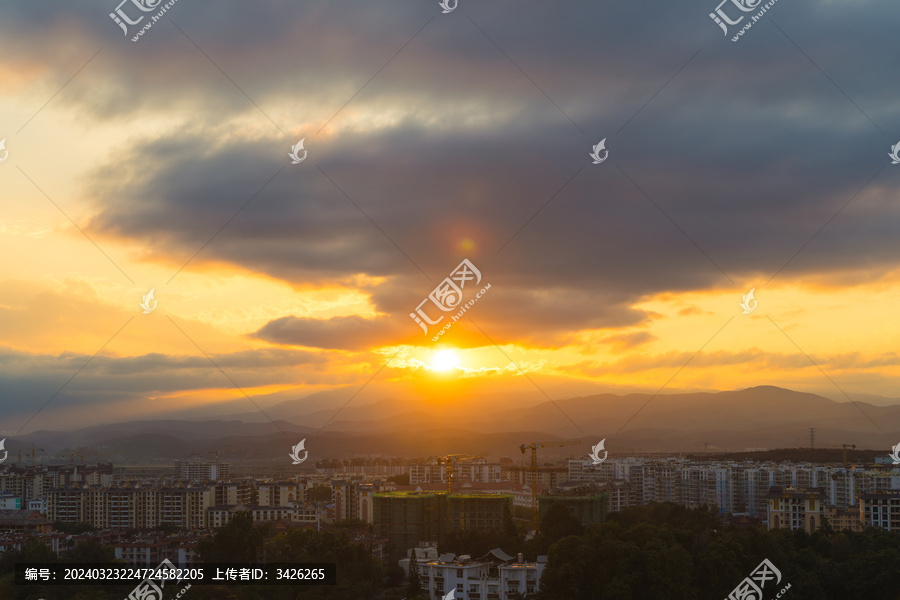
[1,0,899,434]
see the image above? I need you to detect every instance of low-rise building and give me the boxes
[0,491,22,510]
[114,540,170,567]
[419,549,546,600]
[0,509,53,534]
[207,502,318,528]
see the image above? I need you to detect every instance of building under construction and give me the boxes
[537,483,608,527]
[373,491,513,561]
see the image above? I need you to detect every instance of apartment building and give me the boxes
[207,502,318,528]
[47,482,211,530]
[504,465,568,488]
[408,462,503,486]
[0,463,113,505]
[859,490,900,532]
[257,481,302,507]
[583,458,900,518]
[766,487,827,533]
[176,458,230,482]
[420,550,546,600]
[824,505,863,532]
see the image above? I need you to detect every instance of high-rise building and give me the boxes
[447,493,512,532]
[176,458,230,482]
[858,490,900,532]
[357,483,377,523]
[373,492,447,562]
[332,480,357,522]
[47,482,211,530]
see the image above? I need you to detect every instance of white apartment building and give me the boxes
[568,457,900,517]
[420,551,546,600]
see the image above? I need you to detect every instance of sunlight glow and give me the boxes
[431,349,461,371]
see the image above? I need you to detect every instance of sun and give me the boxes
[431,349,461,371]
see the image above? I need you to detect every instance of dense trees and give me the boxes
[262,526,385,600]
[2,503,899,599]
[537,503,900,600]
[196,511,268,564]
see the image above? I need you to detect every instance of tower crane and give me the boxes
[519,440,582,523]
[440,453,486,494]
[67,448,102,465]
[831,444,856,469]
[24,444,45,466]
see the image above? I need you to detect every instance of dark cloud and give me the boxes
[2,0,899,349]
[252,315,400,350]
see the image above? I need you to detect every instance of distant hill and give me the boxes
[6,386,898,463]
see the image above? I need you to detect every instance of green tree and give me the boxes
[407,549,424,600]
[333,517,372,532]
[264,527,385,600]
[533,501,583,554]
[307,485,333,503]
[197,511,266,563]
[61,539,117,563]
